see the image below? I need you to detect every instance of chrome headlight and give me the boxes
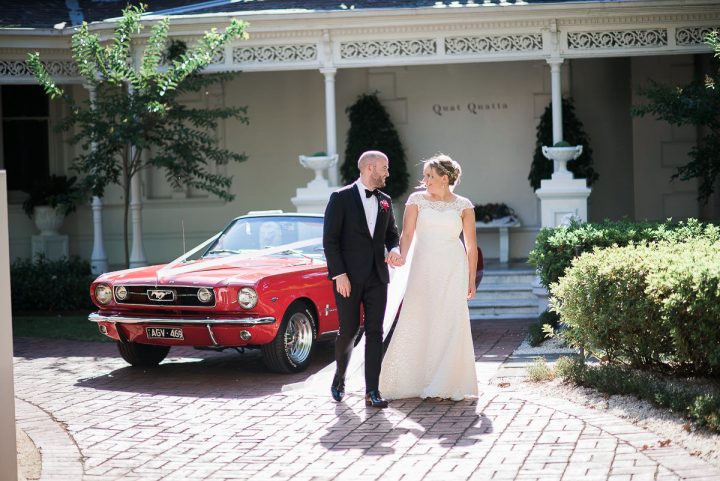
[197,287,213,303]
[237,287,258,309]
[95,284,112,305]
[115,286,128,301]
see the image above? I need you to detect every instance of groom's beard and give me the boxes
[371,175,387,189]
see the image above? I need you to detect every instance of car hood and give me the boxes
[95,255,324,287]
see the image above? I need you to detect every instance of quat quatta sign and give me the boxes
[432,101,509,116]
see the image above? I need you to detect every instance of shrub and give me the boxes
[554,356,582,379]
[528,322,545,347]
[551,239,720,375]
[559,362,720,432]
[529,218,720,288]
[526,357,554,382]
[528,97,597,191]
[342,92,409,198]
[11,255,94,312]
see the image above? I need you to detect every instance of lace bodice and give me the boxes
[406,191,473,213]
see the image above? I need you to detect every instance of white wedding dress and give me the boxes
[378,192,478,401]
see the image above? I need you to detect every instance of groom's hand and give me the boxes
[335,274,351,298]
[386,252,404,267]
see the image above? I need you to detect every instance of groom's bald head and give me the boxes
[358,151,388,171]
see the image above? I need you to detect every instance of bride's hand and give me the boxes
[467,280,476,300]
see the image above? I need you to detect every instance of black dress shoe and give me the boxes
[365,390,388,408]
[331,378,345,402]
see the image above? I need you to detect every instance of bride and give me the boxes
[379,154,478,401]
[283,154,478,401]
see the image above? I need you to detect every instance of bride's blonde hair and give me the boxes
[422,154,462,186]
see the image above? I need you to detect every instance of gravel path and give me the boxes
[502,336,720,470]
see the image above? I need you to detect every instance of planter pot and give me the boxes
[33,206,64,236]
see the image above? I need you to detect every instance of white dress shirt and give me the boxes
[355,179,378,237]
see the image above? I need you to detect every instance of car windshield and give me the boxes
[203,216,324,260]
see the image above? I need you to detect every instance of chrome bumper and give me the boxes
[88,312,276,325]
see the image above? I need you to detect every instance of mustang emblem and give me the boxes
[147,289,174,301]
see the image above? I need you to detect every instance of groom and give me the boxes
[323,150,402,408]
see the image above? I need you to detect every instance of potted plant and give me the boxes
[473,202,518,224]
[22,175,83,235]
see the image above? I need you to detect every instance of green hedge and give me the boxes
[551,239,720,375]
[529,218,720,288]
[11,256,94,312]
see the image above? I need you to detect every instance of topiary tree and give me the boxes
[528,98,598,190]
[631,31,720,203]
[341,93,409,197]
[28,4,249,267]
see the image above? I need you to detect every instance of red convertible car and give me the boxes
[89,212,335,373]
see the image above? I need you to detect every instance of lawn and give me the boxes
[12,313,110,342]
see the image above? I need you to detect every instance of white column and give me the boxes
[321,67,338,186]
[90,197,108,273]
[85,84,109,274]
[129,169,147,267]
[548,58,564,144]
[0,171,18,481]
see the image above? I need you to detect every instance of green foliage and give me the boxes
[527,322,545,347]
[342,93,409,198]
[473,203,516,223]
[557,362,720,432]
[553,355,582,379]
[631,31,720,202]
[528,98,597,190]
[27,4,249,266]
[526,357,555,382]
[551,238,720,375]
[11,256,95,312]
[21,175,86,218]
[529,218,720,288]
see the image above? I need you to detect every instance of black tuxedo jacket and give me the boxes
[323,183,400,284]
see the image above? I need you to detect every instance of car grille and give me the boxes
[114,286,216,307]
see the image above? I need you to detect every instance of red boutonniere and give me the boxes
[379,199,390,212]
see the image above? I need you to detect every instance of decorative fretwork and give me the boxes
[445,34,542,54]
[0,59,78,77]
[568,29,667,49]
[339,39,436,59]
[676,27,719,46]
[232,44,317,63]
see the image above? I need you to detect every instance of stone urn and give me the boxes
[541,145,583,178]
[299,154,338,189]
[33,206,64,236]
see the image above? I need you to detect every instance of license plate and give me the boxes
[146,327,184,340]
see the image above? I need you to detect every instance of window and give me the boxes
[2,85,50,192]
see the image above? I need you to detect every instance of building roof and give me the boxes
[1,0,615,29]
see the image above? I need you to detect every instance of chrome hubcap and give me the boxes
[285,312,313,364]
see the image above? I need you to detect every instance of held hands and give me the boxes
[385,251,405,267]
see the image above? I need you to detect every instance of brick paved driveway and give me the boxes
[13,320,720,481]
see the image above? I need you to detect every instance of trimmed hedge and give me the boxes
[11,256,94,312]
[551,239,720,375]
[529,218,720,288]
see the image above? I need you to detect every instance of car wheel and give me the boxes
[262,303,315,373]
[116,341,170,367]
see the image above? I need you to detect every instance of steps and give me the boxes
[470,266,538,320]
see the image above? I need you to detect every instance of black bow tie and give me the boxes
[365,188,379,198]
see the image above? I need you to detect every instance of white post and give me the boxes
[85,84,109,274]
[90,197,108,273]
[548,58,564,144]
[128,171,147,268]
[0,171,19,481]
[321,67,338,186]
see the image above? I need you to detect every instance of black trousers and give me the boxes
[333,268,387,392]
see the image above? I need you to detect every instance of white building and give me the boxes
[1,0,718,269]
